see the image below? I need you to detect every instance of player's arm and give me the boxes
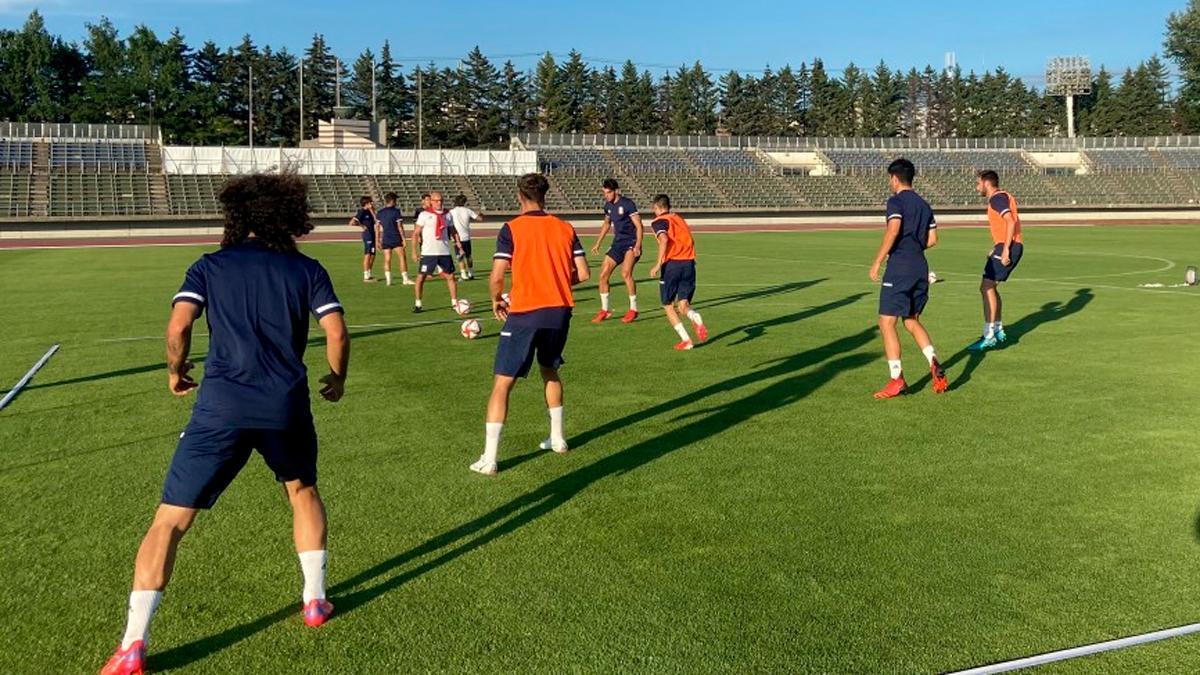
[631,212,645,256]
[472,209,483,223]
[490,258,510,322]
[1000,212,1017,265]
[572,237,590,285]
[375,222,383,244]
[317,312,349,402]
[591,217,611,254]
[451,226,463,255]
[165,301,201,396]
[870,217,901,282]
[649,225,668,278]
[926,221,938,249]
[411,219,421,261]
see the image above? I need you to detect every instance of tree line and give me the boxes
[2,6,1199,148]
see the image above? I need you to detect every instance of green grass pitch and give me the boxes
[3,224,1200,673]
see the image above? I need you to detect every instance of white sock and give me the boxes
[402,272,411,281]
[922,345,938,366]
[363,270,371,280]
[483,422,503,464]
[121,590,162,649]
[299,550,327,603]
[887,360,903,380]
[600,293,610,311]
[385,271,393,284]
[995,320,1004,333]
[415,298,423,308]
[548,406,564,445]
[673,322,690,342]
[629,295,638,312]
[687,309,703,325]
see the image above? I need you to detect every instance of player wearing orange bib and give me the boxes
[967,170,1024,352]
[471,174,590,476]
[648,194,707,350]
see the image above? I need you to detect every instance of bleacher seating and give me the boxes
[0,173,34,217]
[0,140,34,172]
[167,175,226,216]
[685,149,769,174]
[1085,149,1158,171]
[47,174,156,216]
[1156,148,1200,169]
[50,141,148,172]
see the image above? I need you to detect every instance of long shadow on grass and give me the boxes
[706,293,869,346]
[911,288,1095,393]
[149,327,876,672]
[23,322,446,392]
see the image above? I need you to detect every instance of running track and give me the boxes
[2,216,1199,249]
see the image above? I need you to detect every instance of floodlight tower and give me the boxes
[1046,56,1092,138]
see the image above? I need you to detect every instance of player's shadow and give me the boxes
[148,327,876,672]
[912,288,1095,393]
[706,292,869,346]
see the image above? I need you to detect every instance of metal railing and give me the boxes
[1,122,159,142]
[519,132,1200,151]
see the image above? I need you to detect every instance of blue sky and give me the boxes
[0,0,1187,84]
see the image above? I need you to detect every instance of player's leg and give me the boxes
[539,366,569,452]
[902,315,948,393]
[464,241,475,279]
[678,262,705,342]
[362,251,374,282]
[474,375,518,475]
[443,266,459,306]
[593,255,618,322]
[413,271,426,311]
[620,248,639,322]
[286,480,332,626]
[398,244,412,284]
[383,248,394,286]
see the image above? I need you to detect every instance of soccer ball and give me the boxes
[454,298,472,316]
[928,271,939,284]
[460,318,481,339]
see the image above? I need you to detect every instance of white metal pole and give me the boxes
[248,65,254,150]
[335,58,341,108]
[299,58,304,145]
[418,68,424,150]
[372,57,378,122]
[1066,94,1076,139]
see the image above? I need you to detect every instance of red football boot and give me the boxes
[873,377,908,399]
[101,641,145,675]
[931,359,949,394]
[674,340,694,351]
[303,598,335,627]
[591,309,612,323]
[621,309,638,323]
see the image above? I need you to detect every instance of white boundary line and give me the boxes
[95,318,465,344]
[0,343,60,411]
[948,622,1200,674]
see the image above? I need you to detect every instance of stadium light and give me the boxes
[1046,56,1092,139]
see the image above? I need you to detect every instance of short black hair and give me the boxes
[420,192,431,200]
[888,158,916,186]
[978,170,1000,188]
[518,173,550,206]
[219,174,313,254]
[454,194,468,207]
[652,193,671,210]
[360,195,373,207]
[602,178,619,191]
[384,192,398,204]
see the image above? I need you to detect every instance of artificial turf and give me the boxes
[2,224,1200,673]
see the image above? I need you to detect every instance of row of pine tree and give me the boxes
[0,9,1195,149]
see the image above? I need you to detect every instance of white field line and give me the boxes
[947,622,1200,674]
[0,344,61,411]
[95,319,464,344]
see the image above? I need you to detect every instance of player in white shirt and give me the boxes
[449,194,483,280]
[410,191,463,313]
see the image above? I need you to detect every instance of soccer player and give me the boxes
[101,174,350,675]
[967,170,1024,351]
[411,190,463,313]
[868,158,948,399]
[647,194,708,350]
[471,173,589,476]
[449,194,483,280]
[589,178,644,323]
[350,195,377,282]
[376,192,414,286]
[413,192,431,224]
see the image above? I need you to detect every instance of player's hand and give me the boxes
[649,264,661,279]
[168,361,198,396]
[493,297,509,322]
[633,245,642,258]
[590,242,601,254]
[1000,248,1011,266]
[869,263,881,282]
[319,373,345,402]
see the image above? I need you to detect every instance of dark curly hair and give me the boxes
[219,173,313,253]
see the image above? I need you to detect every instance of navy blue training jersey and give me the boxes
[172,240,344,429]
[355,207,375,240]
[884,190,936,278]
[377,206,402,240]
[603,196,639,244]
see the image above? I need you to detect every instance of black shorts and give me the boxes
[606,241,640,266]
[419,255,455,276]
[659,260,697,305]
[381,237,404,250]
[362,240,376,255]
[161,417,318,509]
[458,240,473,261]
[494,316,571,378]
[983,242,1024,282]
[878,274,929,318]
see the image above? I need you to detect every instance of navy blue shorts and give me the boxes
[983,242,1024,282]
[606,241,640,266]
[494,318,570,378]
[458,240,473,261]
[659,260,697,305]
[419,255,455,276]
[362,239,376,255]
[878,274,929,317]
[161,417,318,509]
[381,236,404,250]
